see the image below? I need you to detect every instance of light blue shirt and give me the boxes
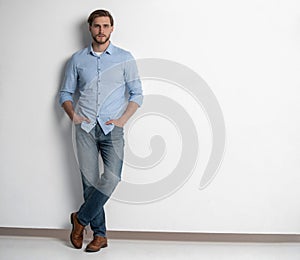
[59,42,143,134]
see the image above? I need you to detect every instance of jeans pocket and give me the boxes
[111,125,124,139]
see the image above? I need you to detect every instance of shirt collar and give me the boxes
[88,42,114,56]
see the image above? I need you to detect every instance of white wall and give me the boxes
[0,0,300,234]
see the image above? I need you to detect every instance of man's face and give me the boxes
[89,16,114,45]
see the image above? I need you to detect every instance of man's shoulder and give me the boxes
[110,44,134,60]
[70,46,90,60]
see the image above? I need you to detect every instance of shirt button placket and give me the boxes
[96,57,101,117]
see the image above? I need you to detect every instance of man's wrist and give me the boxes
[118,117,127,126]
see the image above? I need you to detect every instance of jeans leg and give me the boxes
[98,126,124,197]
[90,126,124,236]
[81,175,107,236]
[77,125,124,237]
[75,125,100,226]
[90,208,106,237]
[75,125,100,191]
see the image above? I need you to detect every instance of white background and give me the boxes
[0,0,300,234]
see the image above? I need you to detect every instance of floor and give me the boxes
[0,236,300,260]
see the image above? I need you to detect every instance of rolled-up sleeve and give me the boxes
[59,56,78,106]
[124,53,143,107]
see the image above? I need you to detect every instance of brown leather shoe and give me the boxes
[70,212,85,249]
[85,236,108,252]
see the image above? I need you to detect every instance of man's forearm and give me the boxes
[119,101,139,125]
[62,100,75,121]
[105,101,139,127]
[62,100,90,125]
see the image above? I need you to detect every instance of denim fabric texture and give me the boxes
[76,123,124,237]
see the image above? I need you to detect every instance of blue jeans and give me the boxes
[75,123,124,237]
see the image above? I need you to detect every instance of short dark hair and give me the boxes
[87,9,114,26]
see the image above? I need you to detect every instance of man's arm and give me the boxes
[59,55,90,125]
[105,101,139,127]
[105,53,143,128]
[62,100,90,125]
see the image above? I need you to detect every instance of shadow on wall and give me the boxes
[79,19,91,47]
[52,18,91,228]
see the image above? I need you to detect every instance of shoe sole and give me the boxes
[85,244,108,253]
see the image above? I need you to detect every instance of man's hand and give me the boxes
[73,113,90,125]
[105,102,139,128]
[105,118,125,128]
[62,101,90,125]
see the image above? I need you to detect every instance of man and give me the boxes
[59,9,143,252]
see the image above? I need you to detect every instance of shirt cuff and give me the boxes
[129,95,143,107]
[59,91,73,106]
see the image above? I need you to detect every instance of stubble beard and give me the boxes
[93,33,111,45]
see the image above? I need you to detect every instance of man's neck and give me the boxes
[92,41,110,53]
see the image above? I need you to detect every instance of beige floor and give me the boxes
[0,235,300,260]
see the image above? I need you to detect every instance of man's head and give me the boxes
[87,9,114,27]
[88,9,114,45]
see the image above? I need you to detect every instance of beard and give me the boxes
[92,33,111,45]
